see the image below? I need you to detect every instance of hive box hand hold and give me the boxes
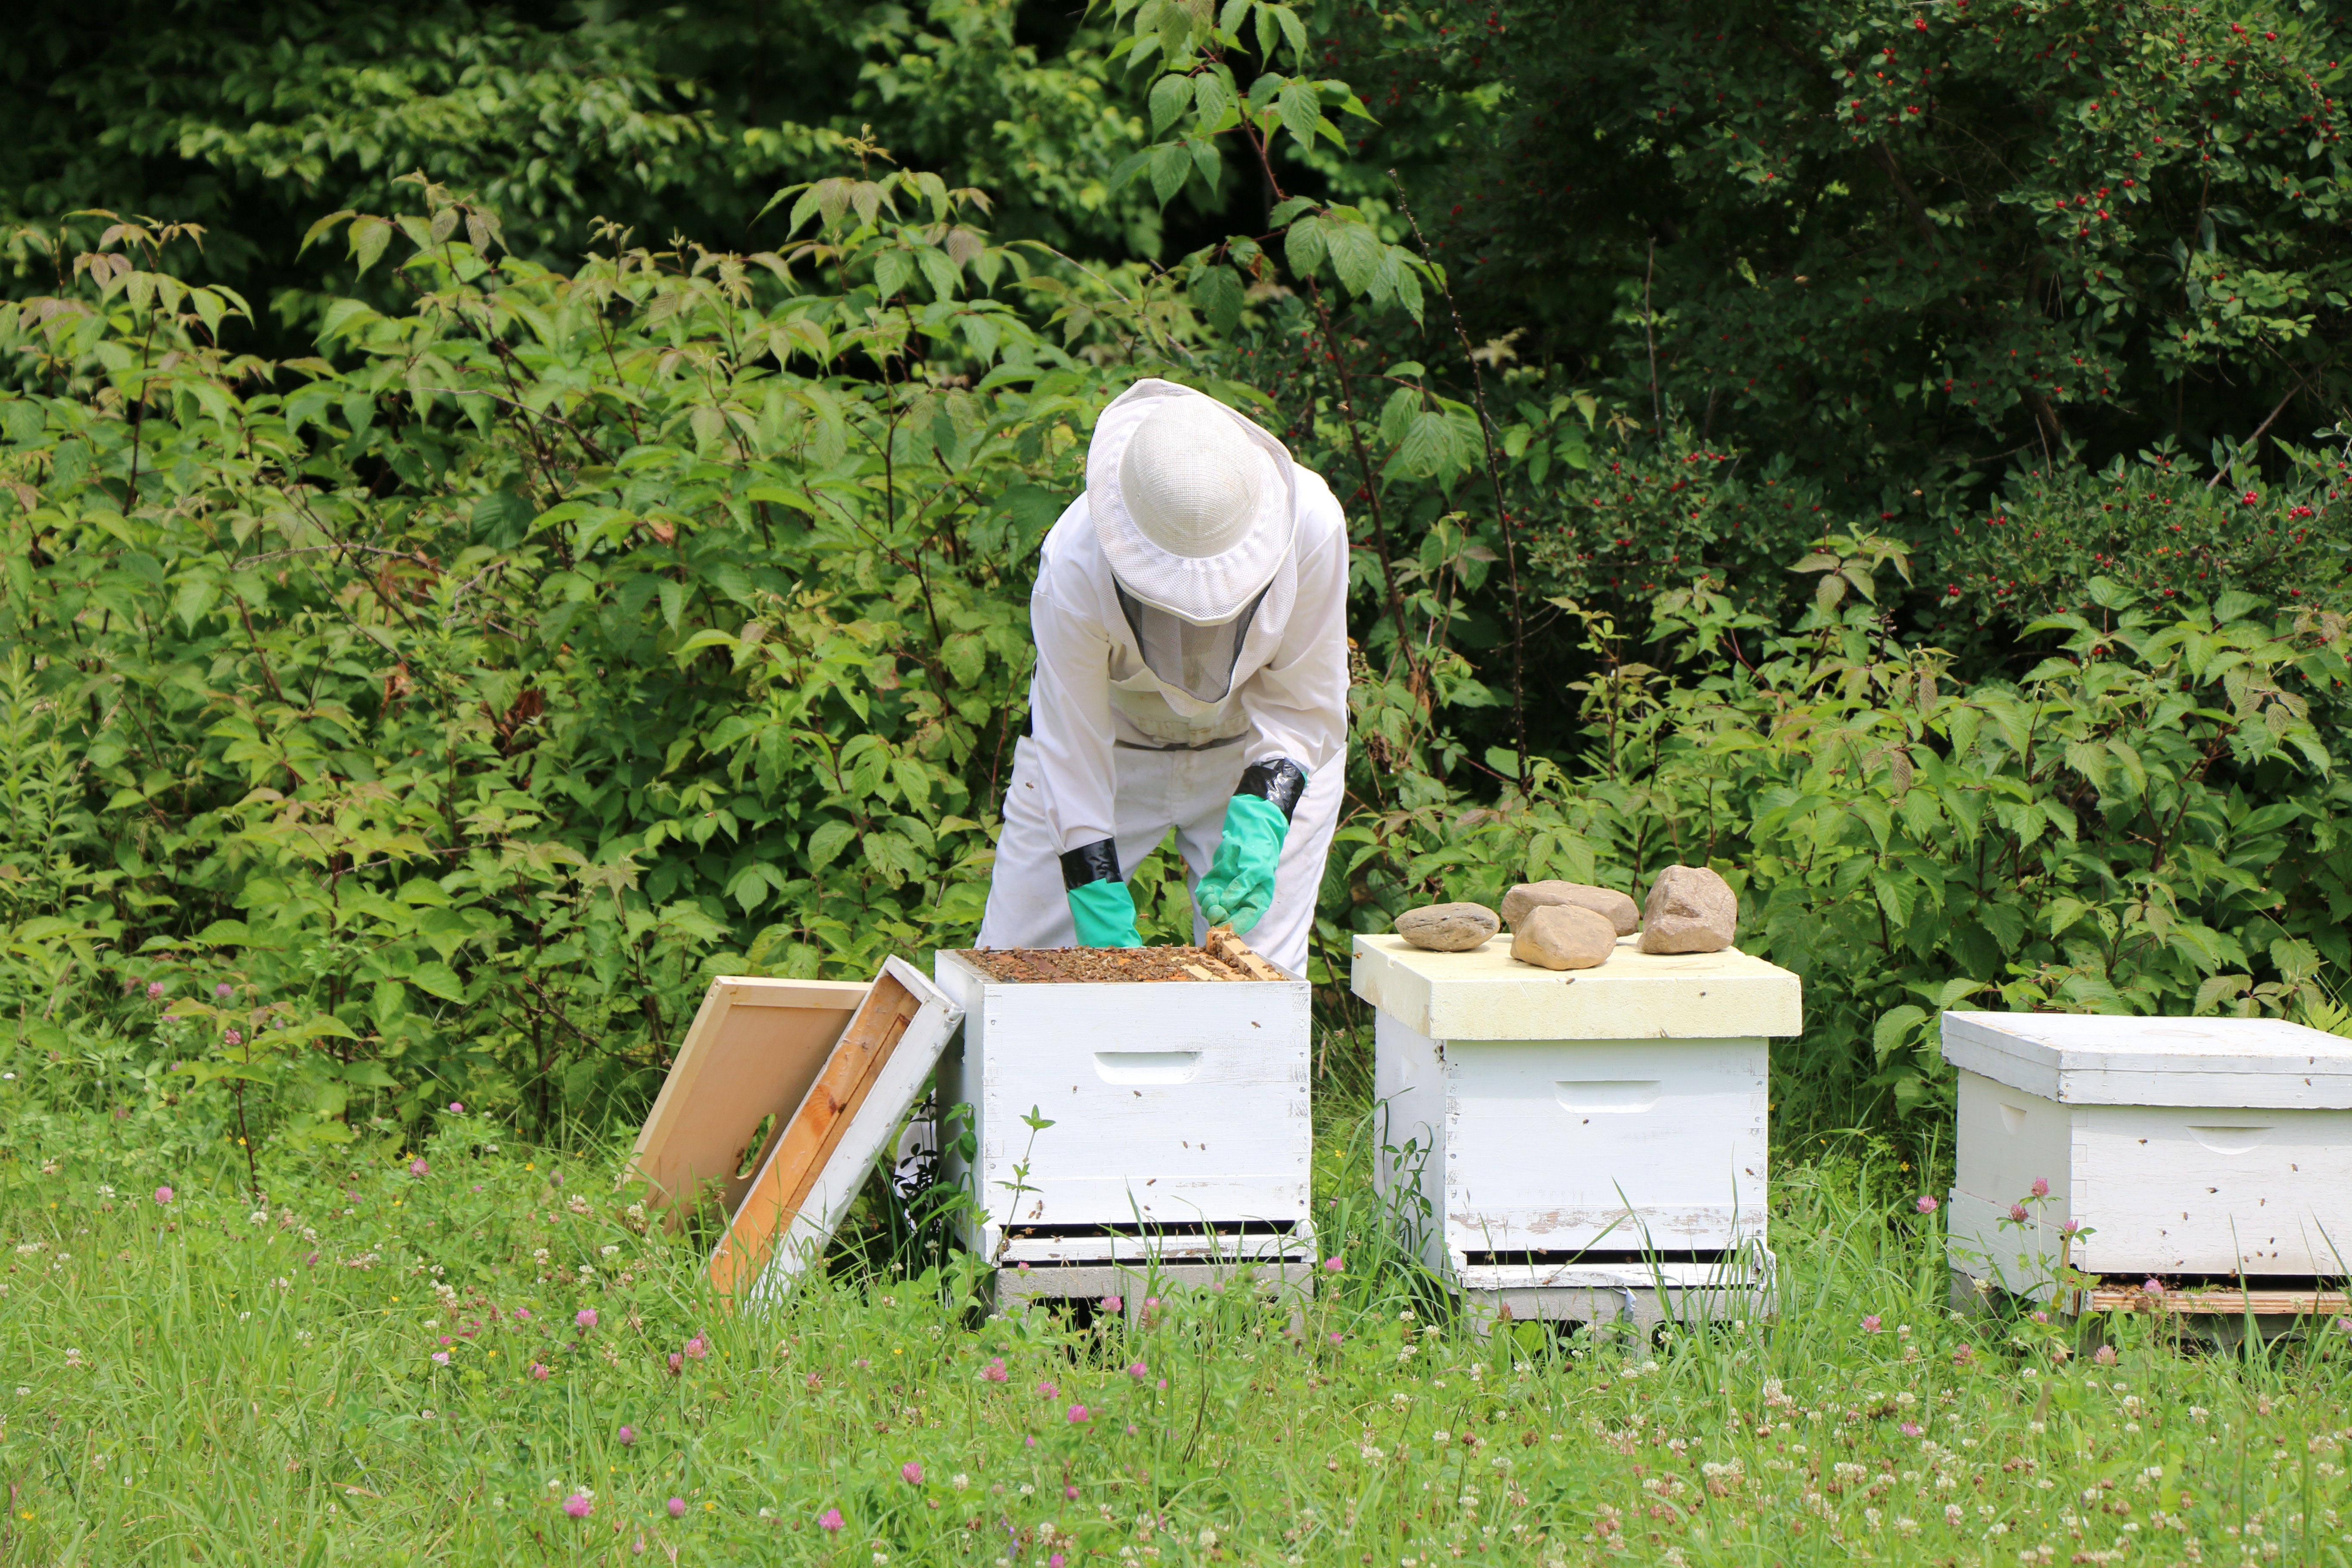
[1942,1010,2352,1300]
[622,974,872,1224]
[934,937,1314,1280]
[708,958,963,1307]
[1352,932,1801,1325]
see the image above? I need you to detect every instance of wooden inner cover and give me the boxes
[623,975,870,1224]
[708,971,925,1298]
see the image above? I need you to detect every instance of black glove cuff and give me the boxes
[1059,838,1122,890]
[1237,758,1308,821]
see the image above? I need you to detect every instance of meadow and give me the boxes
[4,1100,2346,1566]
[7,0,2352,1559]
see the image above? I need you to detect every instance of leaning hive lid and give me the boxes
[1939,1011,2352,1109]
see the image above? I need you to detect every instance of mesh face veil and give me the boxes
[1113,582,1268,703]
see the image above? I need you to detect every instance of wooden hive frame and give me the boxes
[958,928,1288,985]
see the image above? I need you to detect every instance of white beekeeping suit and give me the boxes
[975,378,1350,978]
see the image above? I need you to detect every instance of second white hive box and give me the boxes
[1943,1010,2352,1292]
[1353,933,1802,1290]
[934,949,1313,1271]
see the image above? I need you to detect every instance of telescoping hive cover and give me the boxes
[1939,1011,2352,1108]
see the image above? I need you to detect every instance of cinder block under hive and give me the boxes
[935,936,1312,1273]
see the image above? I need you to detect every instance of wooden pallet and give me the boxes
[1951,1267,2352,1325]
[2082,1284,2352,1317]
[1204,927,1287,981]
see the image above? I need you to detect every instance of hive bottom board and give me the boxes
[994,1258,1318,1311]
[1454,1253,1776,1336]
[994,1223,1313,1267]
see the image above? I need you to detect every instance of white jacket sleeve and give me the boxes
[1026,537,1119,858]
[1239,473,1351,780]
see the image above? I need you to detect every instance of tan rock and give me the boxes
[1500,879,1641,936]
[1509,903,1617,971]
[1637,865,1738,954]
[1395,902,1501,952]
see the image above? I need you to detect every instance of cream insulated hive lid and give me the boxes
[1350,933,1801,1041]
[1939,1011,2352,1109]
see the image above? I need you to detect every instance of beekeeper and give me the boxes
[975,378,1349,978]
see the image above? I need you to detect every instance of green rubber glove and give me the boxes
[1195,794,1289,934]
[1067,879,1143,947]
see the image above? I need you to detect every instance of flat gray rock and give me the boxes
[1638,865,1738,954]
[1395,901,1500,952]
[1500,880,1640,936]
[1509,903,1616,970]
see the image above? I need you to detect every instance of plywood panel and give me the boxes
[2074,1104,2352,1275]
[1372,1012,1453,1276]
[1952,1069,2076,1216]
[624,976,870,1220]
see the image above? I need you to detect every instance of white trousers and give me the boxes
[975,736,1343,977]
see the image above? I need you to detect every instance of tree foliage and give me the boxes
[2,0,2349,1158]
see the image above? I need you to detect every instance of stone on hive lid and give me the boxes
[1638,866,1737,954]
[1394,902,1500,952]
[1499,880,1639,936]
[1510,903,1616,971]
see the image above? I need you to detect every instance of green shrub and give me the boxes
[3,6,2349,1164]
[0,180,1181,1142]
[1326,554,2352,1135]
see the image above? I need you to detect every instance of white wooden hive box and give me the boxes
[934,950,1312,1266]
[1352,933,1802,1282]
[1943,1010,2352,1287]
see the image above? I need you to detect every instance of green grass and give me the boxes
[2,1107,2349,1566]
